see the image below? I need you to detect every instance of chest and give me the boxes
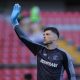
[38,49,63,68]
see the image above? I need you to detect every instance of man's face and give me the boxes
[43,30,58,45]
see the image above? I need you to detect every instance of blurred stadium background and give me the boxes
[0,0,80,80]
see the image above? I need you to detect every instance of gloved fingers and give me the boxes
[13,3,21,13]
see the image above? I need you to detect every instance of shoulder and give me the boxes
[57,48,72,60]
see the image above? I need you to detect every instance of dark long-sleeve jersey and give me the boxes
[14,25,76,80]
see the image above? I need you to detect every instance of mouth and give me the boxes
[43,39,47,43]
[43,38,47,41]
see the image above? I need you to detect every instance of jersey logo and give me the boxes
[40,59,58,67]
[53,55,58,60]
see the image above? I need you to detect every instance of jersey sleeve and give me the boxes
[63,52,76,80]
[14,25,44,56]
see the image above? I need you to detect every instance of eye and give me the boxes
[46,33,49,35]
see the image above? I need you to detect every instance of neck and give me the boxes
[46,42,57,50]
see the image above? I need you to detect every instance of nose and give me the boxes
[43,35,46,39]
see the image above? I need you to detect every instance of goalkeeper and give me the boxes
[11,4,76,80]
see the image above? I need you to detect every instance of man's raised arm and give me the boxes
[11,4,43,56]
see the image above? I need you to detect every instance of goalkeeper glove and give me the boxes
[11,3,21,28]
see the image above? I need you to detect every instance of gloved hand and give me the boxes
[11,3,21,28]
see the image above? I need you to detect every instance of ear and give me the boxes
[53,33,58,40]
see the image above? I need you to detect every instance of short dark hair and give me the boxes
[44,27,59,38]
